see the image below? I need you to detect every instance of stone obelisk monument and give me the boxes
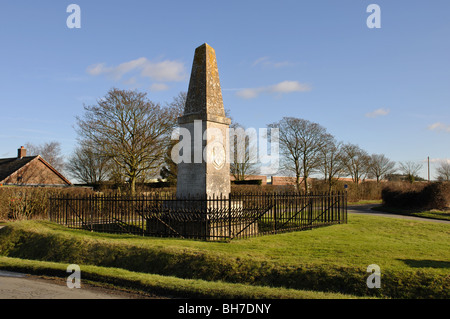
[177,43,231,199]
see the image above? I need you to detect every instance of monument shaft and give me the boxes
[176,43,231,199]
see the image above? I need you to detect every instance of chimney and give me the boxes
[18,146,26,158]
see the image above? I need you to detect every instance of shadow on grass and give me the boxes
[399,259,450,269]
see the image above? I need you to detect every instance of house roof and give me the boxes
[0,156,37,182]
[0,155,71,185]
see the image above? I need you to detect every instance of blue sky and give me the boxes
[1,0,449,179]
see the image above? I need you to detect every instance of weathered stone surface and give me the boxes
[176,43,231,199]
[176,119,231,199]
[179,43,230,125]
[170,43,249,239]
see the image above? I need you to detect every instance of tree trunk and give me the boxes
[304,173,309,194]
[130,175,136,196]
[296,174,301,193]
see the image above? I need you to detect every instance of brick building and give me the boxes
[0,146,71,186]
[271,176,298,186]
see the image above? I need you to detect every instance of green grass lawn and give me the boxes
[348,200,383,206]
[0,214,449,298]
[414,210,450,221]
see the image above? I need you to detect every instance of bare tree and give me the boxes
[66,143,111,184]
[319,137,345,191]
[166,91,187,118]
[340,143,370,184]
[160,92,187,184]
[435,160,450,181]
[160,139,178,186]
[367,154,396,183]
[398,161,423,183]
[75,88,175,194]
[25,141,65,172]
[229,123,259,181]
[269,117,329,193]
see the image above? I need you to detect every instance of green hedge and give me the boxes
[232,179,262,185]
[0,187,94,221]
[382,182,450,210]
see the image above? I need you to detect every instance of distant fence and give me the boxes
[49,192,347,241]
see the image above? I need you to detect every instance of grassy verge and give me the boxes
[0,215,449,299]
[372,206,450,221]
[348,200,382,206]
[0,255,360,299]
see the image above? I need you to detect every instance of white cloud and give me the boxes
[149,83,169,91]
[427,122,450,133]
[236,88,261,99]
[86,57,186,84]
[269,81,311,93]
[428,158,450,164]
[365,108,390,118]
[114,58,148,80]
[252,57,269,67]
[86,63,107,76]
[86,57,147,80]
[235,88,261,99]
[141,60,186,82]
[236,81,311,99]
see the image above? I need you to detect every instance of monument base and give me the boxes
[145,200,258,240]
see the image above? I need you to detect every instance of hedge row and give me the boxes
[382,182,450,210]
[0,187,94,220]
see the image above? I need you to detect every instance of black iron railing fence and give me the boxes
[49,191,347,241]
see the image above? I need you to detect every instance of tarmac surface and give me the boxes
[0,270,158,299]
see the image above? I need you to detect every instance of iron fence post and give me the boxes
[228,194,232,240]
[49,191,349,240]
[273,194,277,234]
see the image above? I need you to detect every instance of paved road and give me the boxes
[0,270,159,299]
[348,205,450,224]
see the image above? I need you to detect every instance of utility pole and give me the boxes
[428,156,430,182]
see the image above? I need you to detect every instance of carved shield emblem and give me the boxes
[210,144,225,170]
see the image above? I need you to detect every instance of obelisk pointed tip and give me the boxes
[198,42,211,48]
[182,42,226,119]
[195,43,215,53]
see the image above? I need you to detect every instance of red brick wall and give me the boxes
[271,176,299,186]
